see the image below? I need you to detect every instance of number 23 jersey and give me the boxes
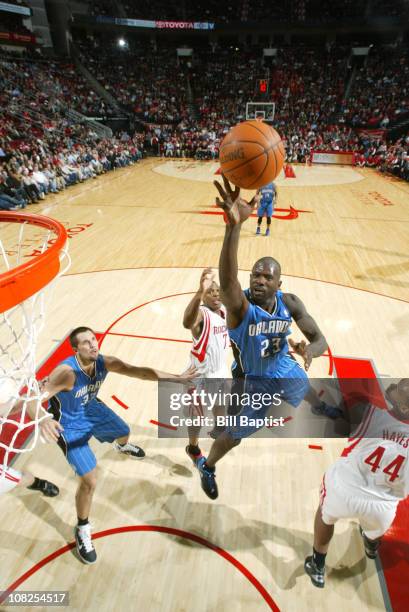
[229,289,299,378]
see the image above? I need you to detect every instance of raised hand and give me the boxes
[214,174,258,226]
[199,268,215,296]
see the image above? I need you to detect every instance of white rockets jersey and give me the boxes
[189,306,229,377]
[338,404,409,501]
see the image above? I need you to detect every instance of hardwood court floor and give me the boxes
[1,159,409,612]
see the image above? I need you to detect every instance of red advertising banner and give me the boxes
[0,31,36,44]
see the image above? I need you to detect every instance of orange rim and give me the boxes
[0,212,68,314]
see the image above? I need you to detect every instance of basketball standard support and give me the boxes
[246,102,275,123]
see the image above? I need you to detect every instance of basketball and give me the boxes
[219,120,285,189]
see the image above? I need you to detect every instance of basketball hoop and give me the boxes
[0,212,70,475]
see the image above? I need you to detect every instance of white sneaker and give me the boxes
[75,523,97,564]
[114,441,145,458]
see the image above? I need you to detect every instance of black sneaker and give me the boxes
[40,480,59,497]
[304,556,325,588]
[359,526,380,559]
[311,401,343,420]
[114,441,145,458]
[197,457,218,500]
[75,524,97,565]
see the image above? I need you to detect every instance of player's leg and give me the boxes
[358,499,398,559]
[75,468,98,565]
[196,431,240,500]
[256,202,265,234]
[305,463,355,588]
[304,385,343,419]
[284,356,343,419]
[186,423,203,465]
[89,399,145,458]
[265,202,273,236]
[185,387,204,465]
[0,466,59,497]
[76,468,97,524]
[208,404,226,439]
[57,430,99,564]
[304,504,334,588]
[21,470,59,497]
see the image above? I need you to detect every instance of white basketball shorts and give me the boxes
[320,461,399,540]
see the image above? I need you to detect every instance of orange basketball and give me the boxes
[219,120,285,189]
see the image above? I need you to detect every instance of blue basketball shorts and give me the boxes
[58,399,130,476]
[257,201,274,218]
[225,362,309,440]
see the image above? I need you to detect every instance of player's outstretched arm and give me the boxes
[214,175,258,327]
[284,293,328,371]
[104,355,197,381]
[183,268,213,337]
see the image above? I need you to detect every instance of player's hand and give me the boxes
[39,376,50,399]
[214,174,258,226]
[40,416,63,443]
[177,365,199,381]
[288,338,313,371]
[199,268,214,296]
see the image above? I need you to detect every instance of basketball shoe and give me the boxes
[359,526,380,559]
[114,441,145,458]
[197,457,218,499]
[311,401,343,420]
[185,444,203,466]
[304,556,325,588]
[75,524,97,564]
[28,478,59,497]
[265,228,270,236]
[256,227,261,235]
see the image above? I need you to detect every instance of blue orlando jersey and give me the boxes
[260,182,276,204]
[229,289,296,377]
[49,355,108,429]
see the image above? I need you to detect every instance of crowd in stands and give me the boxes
[76,39,189,123]
[116,0,239,23]
[0,52,143,211]
[1,35,408,190]
[87,0,407,23]
[342,47,409,128]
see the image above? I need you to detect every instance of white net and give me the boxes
[0,215,70,478]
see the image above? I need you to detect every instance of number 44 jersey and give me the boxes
[340,404,409,501]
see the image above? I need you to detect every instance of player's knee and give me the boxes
[80,471,97,491]
[266,217,272,226]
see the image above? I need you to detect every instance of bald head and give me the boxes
[252,257,281,277]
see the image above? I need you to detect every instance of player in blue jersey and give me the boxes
[193,175,337,499]
[256,181,277,236]
[37,326,196,564]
